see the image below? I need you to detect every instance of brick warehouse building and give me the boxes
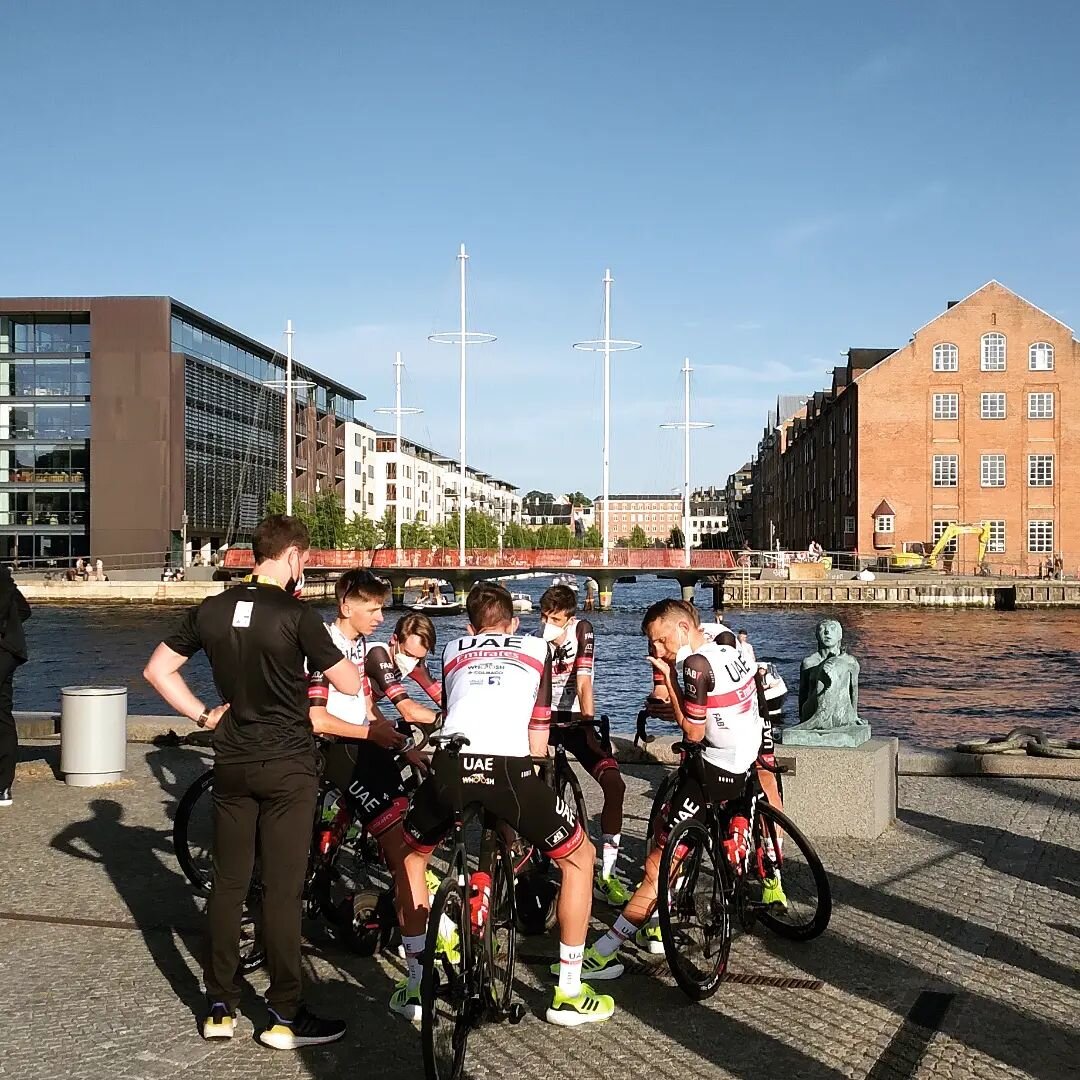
[750,282,1079,575]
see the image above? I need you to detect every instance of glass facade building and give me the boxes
[0,313,92,563]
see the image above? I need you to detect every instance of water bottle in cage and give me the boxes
[723,814,750,872]
[469,871,492,933]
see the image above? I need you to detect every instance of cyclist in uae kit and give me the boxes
[363,613,441,727]
[567,598,775,977]
[392,583,617,1026]
[309,571,423,859]
[539,585,629,906]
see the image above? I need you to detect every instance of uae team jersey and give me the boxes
[651,622,733,696]
[549,617,594,715]
[365,643,443,708]
[440,633,552,757]
[307,622,368,726]
[681,639,762,773]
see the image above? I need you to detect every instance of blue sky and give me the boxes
[6,1,1080,497]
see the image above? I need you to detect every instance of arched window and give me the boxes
[1029,342,1054,371]
[981,333,1006,371]
[933,343,958,371]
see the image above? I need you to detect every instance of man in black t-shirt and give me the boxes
[144,516,361,1049]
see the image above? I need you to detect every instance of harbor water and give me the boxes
[20,576,1080,748]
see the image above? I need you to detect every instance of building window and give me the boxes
[368,464,374,478]
[1028,454,1054,486]
[981,333,1006,371]
[933,393,959,420]
[367,492,374,506]
[933,343,959,371]
[1028,520,1054,553]
[844,515,855,535]
[875,514,894,533]
[980,393,1006,419]
[980,454,1006,487]
[1028,392,1054,419]
[353,491,362,504]
[987,520,1006,554]
[1029,342,1054,371]
[932,455,958,486]
[933,520,958,554]
[354,433,362,447]
[353,462,362,475]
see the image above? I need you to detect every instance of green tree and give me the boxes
[401,518,432,548]
[669,526,685,550]
[535,524,572,549]
[345,513,379,550]
[628,525,648,549]
[503,522,535,550]
[581,524,602,549]
[566,491,592,507]
[265,491,287,517]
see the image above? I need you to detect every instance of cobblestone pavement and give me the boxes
[1,742,1076,1080]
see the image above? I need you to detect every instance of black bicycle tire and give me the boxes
[174,768,215,892]
[753,802,832,941]
[555,761,589,841]
[647,770,680,851]
[421,852,471,1080]
[486,834,518,1014]
[658,816,731,1001]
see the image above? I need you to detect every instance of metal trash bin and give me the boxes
[60,686,128,786]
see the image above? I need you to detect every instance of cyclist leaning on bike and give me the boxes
[392,583,617,1027]
[566,597,766,977]
[539,585,630,906]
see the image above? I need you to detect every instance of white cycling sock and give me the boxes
[593,913,638,957]
[403,933,425,985]
[600,833,621,879]
[558,942,584,996]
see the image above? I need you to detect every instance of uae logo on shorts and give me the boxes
[545,826,569,848]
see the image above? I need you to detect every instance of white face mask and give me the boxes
[541,620,565,643]
[395,653,420,677]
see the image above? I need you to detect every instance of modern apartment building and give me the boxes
[0,297,363,565]
[343,420,521,530]
[749,282,1079,574]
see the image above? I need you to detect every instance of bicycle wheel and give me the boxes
[422,864,471,1080]
[750,802,831,941]
[658,816,731,1000]
[646,771,680,851]
[555,760,588,839]
[174,768,214,892]
[486,836,517,1013]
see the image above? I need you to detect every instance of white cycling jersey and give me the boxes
[307,621,369,726]
[549,617,595,714]
[681,639,761,773]
[440,632,552,757]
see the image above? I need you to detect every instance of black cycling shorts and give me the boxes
[321,740,409,838]
[654,758,748,848]
[549,714,620,780]
[403,750,585,859]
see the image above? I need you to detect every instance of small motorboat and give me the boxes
[408,578,463,616]
[510,592,533,613]
[551,573,578,591]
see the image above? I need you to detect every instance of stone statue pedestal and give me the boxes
[776,737,897,839]
[782,725,872,748]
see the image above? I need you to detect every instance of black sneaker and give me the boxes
[259,1005,346,1049]
[202,1002,235,1040]
[0,788,12,807]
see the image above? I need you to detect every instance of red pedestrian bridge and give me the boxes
[221,547,739,607]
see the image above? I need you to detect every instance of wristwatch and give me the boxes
[197,708,211,728]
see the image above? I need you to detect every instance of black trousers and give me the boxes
[0,652,19,792]
[205,754,317,1015]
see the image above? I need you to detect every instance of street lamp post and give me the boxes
[429,244,496,566]
[573,270,641,567]
[660,358,713,568]
[374,351,422,556]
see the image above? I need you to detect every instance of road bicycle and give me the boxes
[513,715,609,935]
[421,733,525,1080]
[657,740,831,1000]
[173,732,424,957]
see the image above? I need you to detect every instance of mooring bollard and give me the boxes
[59,686,128,786]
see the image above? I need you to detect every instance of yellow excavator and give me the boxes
[889,521,991,573]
